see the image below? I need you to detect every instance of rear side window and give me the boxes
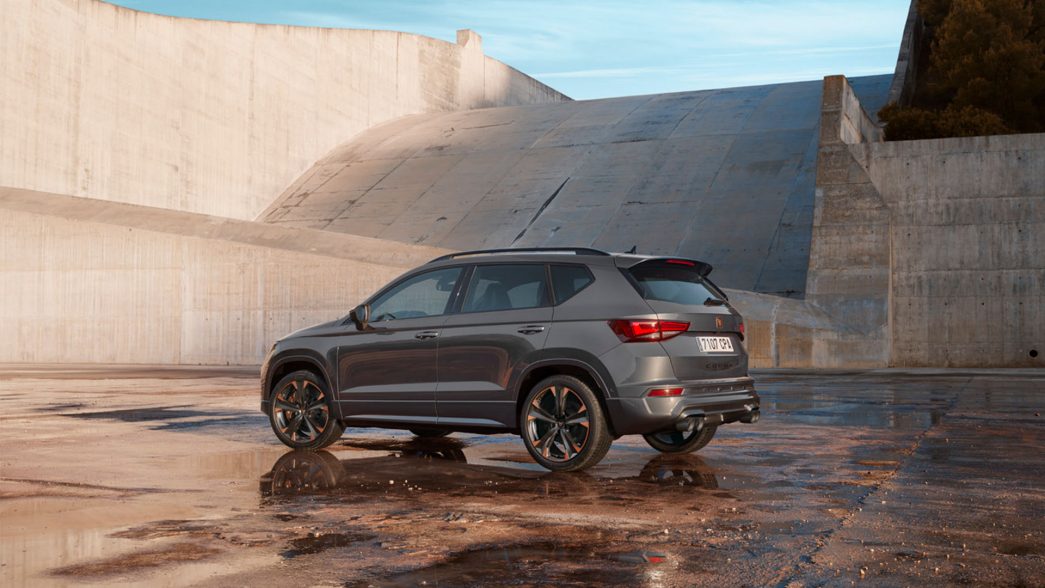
[550,264,594,304]
[625,264,722,305]
[461,264,549,313]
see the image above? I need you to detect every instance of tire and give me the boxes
[409,428,452,438]
[520,375,612,472]
[268,370,344,450]
[643,424,717,454]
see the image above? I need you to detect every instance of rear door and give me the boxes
[435,263,552,428]
[621,259,747,380]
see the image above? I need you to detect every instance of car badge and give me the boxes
[715,317,724,329]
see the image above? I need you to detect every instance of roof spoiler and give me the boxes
[614,256,714,277]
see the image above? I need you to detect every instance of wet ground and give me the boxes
[1,366,1043,587]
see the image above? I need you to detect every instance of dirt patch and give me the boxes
[51,543,220,577]
[111,519,218,540]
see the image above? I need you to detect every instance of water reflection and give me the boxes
[343,542,665,588]
[259,442,721,499]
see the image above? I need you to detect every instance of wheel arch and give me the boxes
[513,356,618,437]
[266,352,334,400]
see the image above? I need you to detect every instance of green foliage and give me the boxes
[881,0,1045,140]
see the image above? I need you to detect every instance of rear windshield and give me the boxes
[624,264,723,305]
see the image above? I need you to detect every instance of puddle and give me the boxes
[345,543,656,587]
[337,436,474,453]
[63,405,264,431]
[282,531,376,558]
[259,449,723,501]
[153,415,265,431]
[65,406,214,421]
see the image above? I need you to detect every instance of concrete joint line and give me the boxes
[511,176,570,245]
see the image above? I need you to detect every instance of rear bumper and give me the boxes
[605,377,759,436]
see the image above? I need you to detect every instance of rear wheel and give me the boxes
[520,375,612,472]
[643,424,717,453]
[269,370,344,450]
[409,428,451,438]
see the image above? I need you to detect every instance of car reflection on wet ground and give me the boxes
[0,366,1043,587]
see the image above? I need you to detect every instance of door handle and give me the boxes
[414,330,440,340]
[517,325,546,335]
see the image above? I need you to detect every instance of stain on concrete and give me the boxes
[50,543,220,577]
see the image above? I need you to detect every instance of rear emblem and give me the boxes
[715,317,724,329]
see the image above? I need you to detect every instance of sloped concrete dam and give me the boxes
[263,76,891,297]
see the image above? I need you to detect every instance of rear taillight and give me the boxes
[608,319,690,342]
[738,321,745,341]
[647,387,683,397]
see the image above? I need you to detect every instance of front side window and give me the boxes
[369,267,462,322]
[461,264,549,313]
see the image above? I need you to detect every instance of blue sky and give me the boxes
[107,0,910,100]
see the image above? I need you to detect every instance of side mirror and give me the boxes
[349,303,370,330]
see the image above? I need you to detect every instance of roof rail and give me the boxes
[427,247,610,264]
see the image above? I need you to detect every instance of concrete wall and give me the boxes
[806,76,892,367]
[885,0,925,108]
[261,77,893,298]
[0,189,446,365]
[0,0,567,221]
[0,186,835,366]
[863,135,1045,367]
[810,76,1045,368]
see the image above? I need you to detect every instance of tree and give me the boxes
[880,0,1045,140]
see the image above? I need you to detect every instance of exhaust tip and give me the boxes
[675,415,705,432]
[741,409,760,424]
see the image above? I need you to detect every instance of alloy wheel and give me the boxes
[273,379,330,443]
[525,384,590,462]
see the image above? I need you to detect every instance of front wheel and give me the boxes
[269,370,344,450]
[643,424,717,454]
[520,375,612,472]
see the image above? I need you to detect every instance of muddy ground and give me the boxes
[0,366,1042,587]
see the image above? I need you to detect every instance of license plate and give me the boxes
[697,336,734,353]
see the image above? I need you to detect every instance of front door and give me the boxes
[337,266,463,425]
[436,264,552,428]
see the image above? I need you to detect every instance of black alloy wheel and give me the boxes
[269,370,344,450]
[521,375,612,472]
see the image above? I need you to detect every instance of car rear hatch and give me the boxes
[617,257,747,381]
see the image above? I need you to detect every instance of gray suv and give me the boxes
[261,248,759,471]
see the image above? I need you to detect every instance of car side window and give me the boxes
[550,264,594,304]
[369,267,462,322]
[461,264,549,313]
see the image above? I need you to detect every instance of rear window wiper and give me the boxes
[703,297,726,306]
